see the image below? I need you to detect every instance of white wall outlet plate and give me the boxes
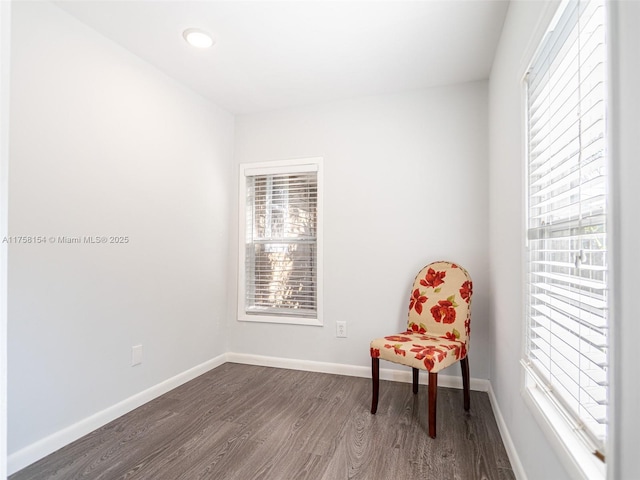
[131,344,143,366]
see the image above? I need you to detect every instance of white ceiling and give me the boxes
[54,0,510,115]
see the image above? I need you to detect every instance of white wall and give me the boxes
[489,1,640,478]
[1,1,11,477]
[229,83,491,380]
[8,1,234,457]
[488,2,566,477]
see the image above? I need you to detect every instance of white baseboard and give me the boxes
[487,383,527,480]
[226,352,490,392]
[7,354,227,476]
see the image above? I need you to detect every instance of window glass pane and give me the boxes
[525,0,608,451]
[244,170,318,318]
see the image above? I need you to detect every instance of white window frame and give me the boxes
[520,1,610,479]
[238,157,323,326]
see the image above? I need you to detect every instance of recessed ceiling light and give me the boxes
[183,28,214,49]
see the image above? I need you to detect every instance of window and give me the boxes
[523,0,608,475]
[238,158,322,325]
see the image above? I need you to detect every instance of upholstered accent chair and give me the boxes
[369,261,472,438]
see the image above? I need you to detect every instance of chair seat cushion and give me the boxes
[370,332,467,373]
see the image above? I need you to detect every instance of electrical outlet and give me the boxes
[131,345,143,366]
[336,321,347,338]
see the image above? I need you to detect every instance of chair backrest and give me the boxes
[406,261,472,346]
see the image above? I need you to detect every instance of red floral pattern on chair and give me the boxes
[370,261,472,373]
[460,281,472,303]
[409,289,428,314]
[407,321,427,334]
[430,297,458,324]
[420,268,446,288]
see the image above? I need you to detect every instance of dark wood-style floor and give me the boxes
[11,363,515,480]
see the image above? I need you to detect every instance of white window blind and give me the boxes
[525,0,608,453]
[243,165,319,320]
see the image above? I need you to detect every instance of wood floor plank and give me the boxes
[10,363,515,480]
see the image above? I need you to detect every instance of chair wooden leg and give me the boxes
[461,357,470,411]
[371,357,379,414]
[428,372,438,438]
[412,368,419,394]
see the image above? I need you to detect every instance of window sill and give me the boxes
[238,313,322,326]
[521,361,606,480]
